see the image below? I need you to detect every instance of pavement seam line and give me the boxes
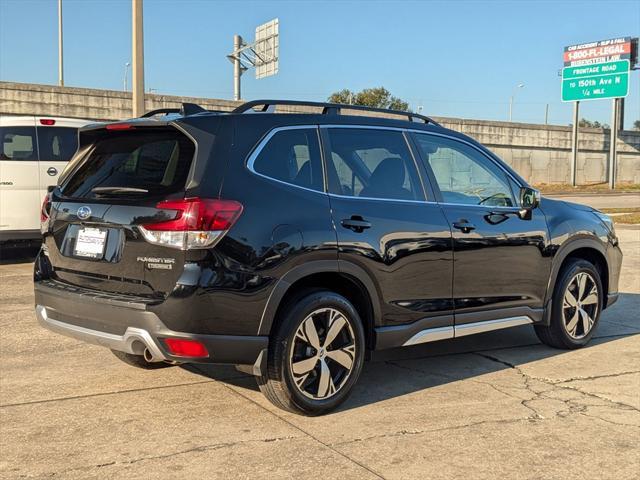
[214,377,387,480]
[0,377,249,408]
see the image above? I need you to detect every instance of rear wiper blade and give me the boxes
[91,187,149,195]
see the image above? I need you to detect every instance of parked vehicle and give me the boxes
[0,115,92,242]
[34,100,622,415]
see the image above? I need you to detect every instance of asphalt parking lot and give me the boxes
[1,227,638,480]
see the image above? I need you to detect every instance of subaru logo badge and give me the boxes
[77,206,92,220]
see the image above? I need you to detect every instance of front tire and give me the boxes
[535,258,603,349]
[257,290,365,415]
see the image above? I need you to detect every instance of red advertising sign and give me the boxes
[564,37,634,66]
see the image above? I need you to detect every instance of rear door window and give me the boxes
[0,127,37,161]
[251,128,324,191]
[37,127,78,161]
[324,128,425,201]
[61,130,195,199]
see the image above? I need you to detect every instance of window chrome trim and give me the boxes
[245,125,328,195]
[246,123,525,206]
[327,192,435,205]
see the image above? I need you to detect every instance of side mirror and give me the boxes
[518,187,540,219]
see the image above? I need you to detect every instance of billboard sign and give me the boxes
[254,18,279,79]
[564,37,635,67]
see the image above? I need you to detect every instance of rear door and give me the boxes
[36,121,80,195]
[47,127,197,298]
[322,126,454,332]
[411,132,551,327]
[0,117,41,233]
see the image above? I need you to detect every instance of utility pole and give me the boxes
[58,0,64,86]
[132,0,145,117]
[609,98,619,190]
[233,34,242,101]
[570,101,580,187]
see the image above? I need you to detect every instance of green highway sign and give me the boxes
[561,60,630,102]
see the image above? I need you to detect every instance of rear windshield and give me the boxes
[61,130,195,199]
[37,126,78,161]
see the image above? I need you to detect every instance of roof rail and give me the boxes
[141,103,211,118]
[231,99,439,125]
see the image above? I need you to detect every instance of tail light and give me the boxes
[138,197,243,250]
[40,193,51,229]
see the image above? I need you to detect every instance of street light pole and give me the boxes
[508,83,524,122]
[131,0,145,117]
[58,0,64,86]
[123,62,130,91]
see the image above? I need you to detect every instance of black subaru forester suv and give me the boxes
[35,100,622,415]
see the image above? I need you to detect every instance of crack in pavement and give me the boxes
[209,374,386,480]
[29,435,300,478]
[331,351,640,448]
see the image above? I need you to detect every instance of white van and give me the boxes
[0,116,93,242]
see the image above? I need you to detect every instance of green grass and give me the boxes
[600,208,640,225]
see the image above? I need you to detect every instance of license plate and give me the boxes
[74,227,107,259]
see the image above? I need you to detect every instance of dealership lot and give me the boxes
[0,227,638,480]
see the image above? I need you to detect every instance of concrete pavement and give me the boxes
[0,227,638,479]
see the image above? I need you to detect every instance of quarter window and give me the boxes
[413,134,515,207]
[0,127,37,161]
[252,128,323,191]
[324,128,425,201]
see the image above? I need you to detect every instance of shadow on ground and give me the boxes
[187,292,639,413]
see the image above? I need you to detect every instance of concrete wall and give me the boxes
[1,81,639,185]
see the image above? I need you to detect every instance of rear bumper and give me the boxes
[34,280,268,369]
[0,229,41,242]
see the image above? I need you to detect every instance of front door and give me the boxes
[321,126,454,336]
[411,132,551,330]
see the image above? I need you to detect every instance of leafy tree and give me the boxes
[578,118,609,129]
[328,87,410,111]
[633,119,640,131]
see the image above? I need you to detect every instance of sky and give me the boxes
[1,0,639,127]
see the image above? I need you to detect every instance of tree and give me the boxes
[578,118,609,129]
[328,87,410,111]
[633,120,640,131]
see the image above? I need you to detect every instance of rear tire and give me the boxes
[110,350,173,370]
[257,290,365,415]
[535,258,603,349]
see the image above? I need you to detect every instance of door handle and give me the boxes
[341,216,371,233]
[47,167,58,176]
[452,219,476,233]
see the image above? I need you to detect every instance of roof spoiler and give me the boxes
[141,102,218,118]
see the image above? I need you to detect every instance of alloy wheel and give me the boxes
[289,308,357,400]
[562,272,599,339]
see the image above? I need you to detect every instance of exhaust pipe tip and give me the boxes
[143,347,162,363]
